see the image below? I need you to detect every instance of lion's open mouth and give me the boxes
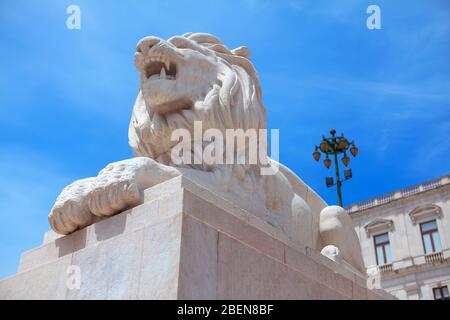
[144,56,177,81]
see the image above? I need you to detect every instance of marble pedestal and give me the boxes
[0,175,393,299]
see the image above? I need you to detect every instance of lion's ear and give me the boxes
[232,46,250,60]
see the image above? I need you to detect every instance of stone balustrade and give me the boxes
[346,175,450,213]
[378,264,393,273]
[425,252,444,264]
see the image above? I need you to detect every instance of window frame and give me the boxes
[373,232,392,266]
[420,220,441,254]
[433,286,449,300]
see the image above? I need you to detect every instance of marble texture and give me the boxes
[46,32,366,273]
[1,176,394,300]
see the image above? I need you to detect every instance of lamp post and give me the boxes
[312,129,358,207]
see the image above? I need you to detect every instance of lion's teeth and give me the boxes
[160,67,166,79]
[164,60,170,71]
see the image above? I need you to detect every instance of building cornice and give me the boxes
[346,175,450,215]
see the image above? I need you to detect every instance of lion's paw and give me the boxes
[49,158,181,235]
[86,161,142,217]
[48,177,96,234]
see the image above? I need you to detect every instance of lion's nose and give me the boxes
[136,36,165,54]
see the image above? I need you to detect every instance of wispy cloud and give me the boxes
[264,74,450,104]
[287,0,362,22]
[407,121,450,176]
[309,78,450,102]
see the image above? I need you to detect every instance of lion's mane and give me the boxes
[128,32,267,172]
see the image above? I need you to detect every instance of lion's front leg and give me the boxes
[87,157,181,217]
[49,157,181,235]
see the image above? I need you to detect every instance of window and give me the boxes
[374,233,392,265]
[420,220,442,254]
[433,286,449,300]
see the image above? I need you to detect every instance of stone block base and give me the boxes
[0,176,393,299]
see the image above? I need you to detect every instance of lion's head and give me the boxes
[129,32,267,171]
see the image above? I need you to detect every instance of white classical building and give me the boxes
[348,175,450,300]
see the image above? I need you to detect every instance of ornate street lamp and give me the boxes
[312,129,358,207]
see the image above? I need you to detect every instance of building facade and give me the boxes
[348,175,450,300]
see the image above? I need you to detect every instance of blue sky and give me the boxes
[0,0,449,279]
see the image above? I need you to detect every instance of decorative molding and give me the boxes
[364,218,394,236]
[409,204,442,225]
[346,174,449,214]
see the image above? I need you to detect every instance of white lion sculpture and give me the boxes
[48,32,365,273]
